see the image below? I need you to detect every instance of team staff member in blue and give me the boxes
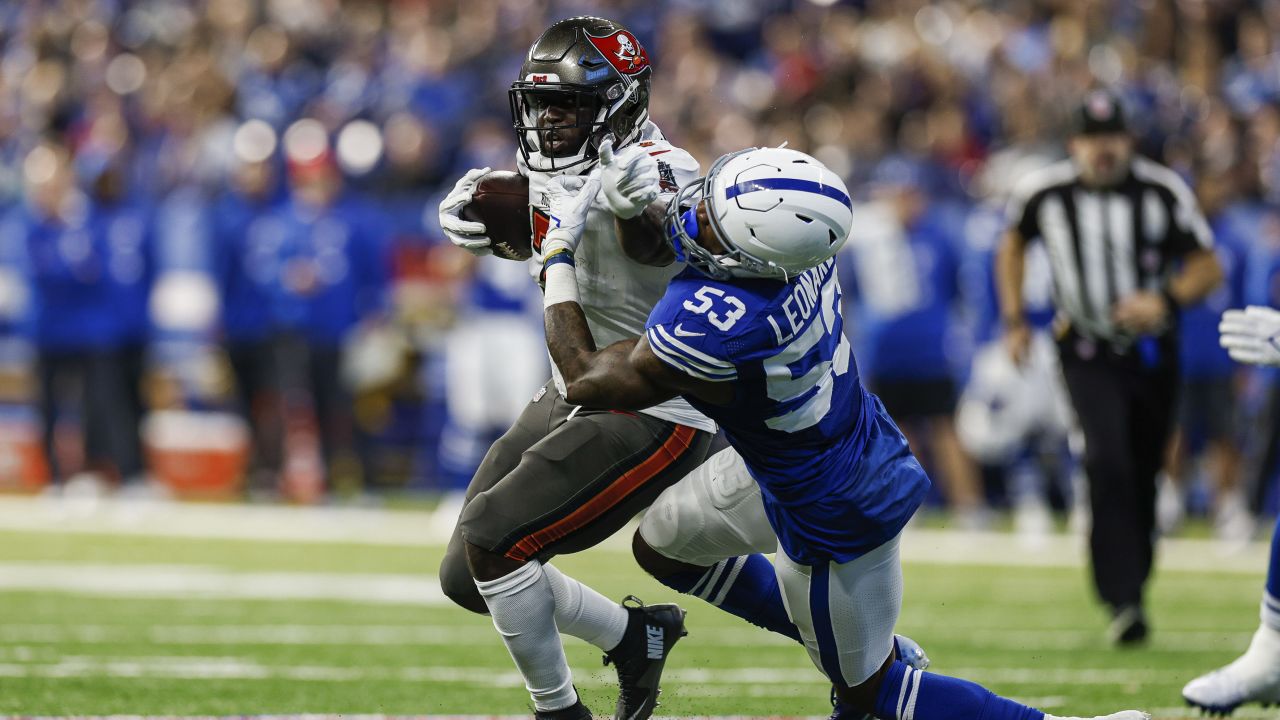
[270,134,390,490]
[842,158,985,527]
[90,151,154,486]
[1165,168,1249,539]
[11,138,120,483]
[535,143,1147,720]
[214,122,288,489]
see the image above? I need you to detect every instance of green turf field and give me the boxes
[0,499,1267,719]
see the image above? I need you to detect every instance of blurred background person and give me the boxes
[271,119,390,496]
[431,252,545,526]
[213,120,286,493]
[81,104,153,492]
[12,137,124,490]
[998,91,1224,646]
[841,156,988,529]
[1161,165,1252,543]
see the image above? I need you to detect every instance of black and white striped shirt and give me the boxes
[1007,156,1213,341]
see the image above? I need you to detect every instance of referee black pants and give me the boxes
[1060,339,1178,611]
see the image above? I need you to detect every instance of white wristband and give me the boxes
[541,231,575,259]
[543,261,580,308]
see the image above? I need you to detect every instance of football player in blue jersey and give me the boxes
[537,145,1148,720]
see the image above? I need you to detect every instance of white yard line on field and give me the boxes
[0,655,1203,686]
[0,496,1268,575]
[0,496,460,544]
[0,563,445,605]
[0,623,1253,652]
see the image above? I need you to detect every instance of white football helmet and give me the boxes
[666,147,853,280]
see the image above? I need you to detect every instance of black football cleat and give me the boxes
[533,692,593,720]
[1107,604,1149,647]
[603,595,688,720]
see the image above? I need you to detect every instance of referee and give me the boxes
[996,90,1223,645]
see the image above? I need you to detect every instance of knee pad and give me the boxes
[638,478,705,563]
[438,549,487,614]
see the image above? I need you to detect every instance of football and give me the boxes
[462,170,533,261]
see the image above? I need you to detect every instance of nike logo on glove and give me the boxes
[673,324,705,337]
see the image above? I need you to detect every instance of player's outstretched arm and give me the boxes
[545,309,677,409]
[616,200,676,267]
[545,300,729,409]
[540,168,727,409]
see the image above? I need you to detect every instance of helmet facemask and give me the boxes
[509,84,608,173]
[665,151,792,282]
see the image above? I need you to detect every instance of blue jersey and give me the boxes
[97,199,154,345]
[645,262,930,565]
[958,202,1056,345]
[270,194,391,346]
[1179,209,1247,378]
[212,190,282,343]
[1241,203,1280,307]
[8,200,118,351]
[841,202,965,381]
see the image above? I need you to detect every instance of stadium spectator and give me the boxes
[0,0,1275,510]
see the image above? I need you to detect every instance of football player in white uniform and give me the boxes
[435,16,715,720]
[1182,306,1280,714]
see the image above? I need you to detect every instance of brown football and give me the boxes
[461,170,533,261]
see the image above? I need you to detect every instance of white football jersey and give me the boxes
[520,121,716,433]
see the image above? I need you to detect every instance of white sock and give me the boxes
[1262,591,1280,632]
[474,562,577,712]
[544,563,629,651]
[1244,620,1280,665]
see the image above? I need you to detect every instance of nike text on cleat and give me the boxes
[604,595,688,720]
[645,624,665,660]
[673,323,705,337]
[1183,625,1280,715]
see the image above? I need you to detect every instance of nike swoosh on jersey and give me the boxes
[674,324,705,337]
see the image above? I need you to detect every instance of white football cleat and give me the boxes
[1049,707,1152,712]
[1183,625,1280,715]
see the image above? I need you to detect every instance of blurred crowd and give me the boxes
[2,0,1280,533]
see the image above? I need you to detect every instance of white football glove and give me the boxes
[598,135,660,219]
[1220,305,1280,367]
[542,170,602,257]
[438,167,493,256]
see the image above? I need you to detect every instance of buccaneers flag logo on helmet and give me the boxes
[587,30,650,76]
